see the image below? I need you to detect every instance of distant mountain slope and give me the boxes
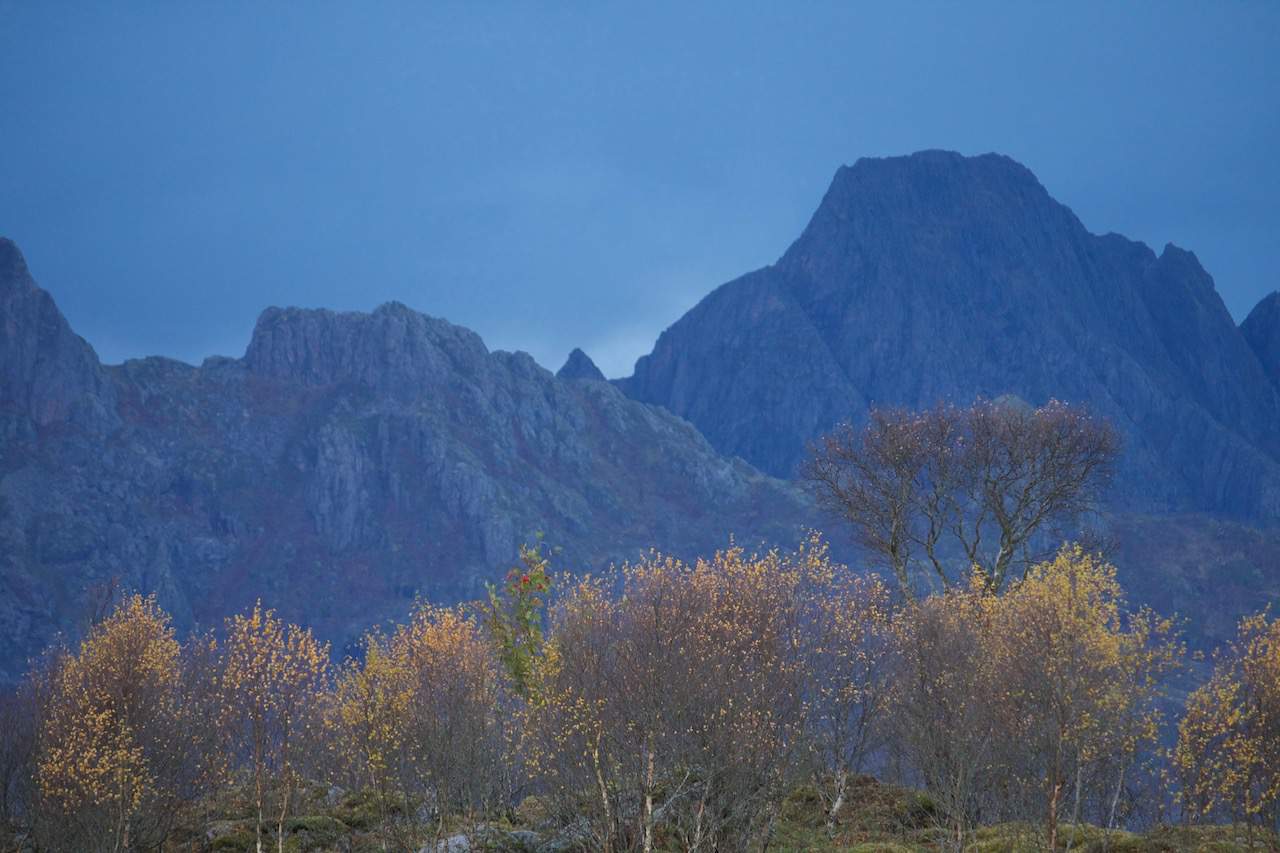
[618,151,1280,520]
[0,239,810,679]
[1242,291,1280,389]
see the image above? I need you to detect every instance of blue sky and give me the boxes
[1,2,1277,377]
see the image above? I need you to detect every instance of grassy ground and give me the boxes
[8,775,1273,852]
[769,776,1280,853]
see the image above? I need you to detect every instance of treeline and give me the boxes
[1,538,1279,852]
[2,400,1278,852]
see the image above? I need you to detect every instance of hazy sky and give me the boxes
[2,2,1277,377]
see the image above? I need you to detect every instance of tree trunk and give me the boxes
[827,770,848,834]
[1065,762,1083,851]
[642,741,655,853]
[590,735,613,853]
[691,795,707,852]
[1048,779,1061,851]
[255,764,265,853]
[1103,760,1128,852]
[277,775,291,853]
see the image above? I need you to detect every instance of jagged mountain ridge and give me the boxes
[618,150,1280,520]
[0,241,811,679]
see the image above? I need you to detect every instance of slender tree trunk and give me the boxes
[255,762,265,853]
[1065,761,1083,851]
[691,795,706,853]
[590,735,613,853]
[642,739,655,853]
[1103,759,1128,852]
[113,774,127,853]
[1048,780,1061,851]
[277,773,290,853]
[1047,735,1065,851]
[827,769,848,834]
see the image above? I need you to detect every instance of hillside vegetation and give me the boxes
[2,537,1279,852]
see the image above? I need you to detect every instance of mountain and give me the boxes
[618,151,1280,521]
[5,151,1280,676]
[556,348,607,382]
[0,240,811,680]
[1242,291,1280,389]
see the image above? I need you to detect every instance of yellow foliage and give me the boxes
[326,599,505,835]
[887,546,1180,844]
[35,594,202,849]
[1175,610,1280,822]
[219,600,329,853]
[522,534,888,850]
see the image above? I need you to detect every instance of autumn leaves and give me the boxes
[520,537,890,852]
[34,595,222,851]
[1175,612,1280,828]
[10,541,1280,850]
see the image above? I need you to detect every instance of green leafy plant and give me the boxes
[484,538,553,697]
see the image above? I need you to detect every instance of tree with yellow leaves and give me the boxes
[884,547,1180,848]
[524,539,855,852]
[34,594,219,851]
[328,600,508,850]
[1175,611,1280,832]
[329,628,412,850]
[219,602,329,853]
[986,545,1181,848]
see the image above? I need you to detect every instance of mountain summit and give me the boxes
[0,238,115,430]
[557,348,607,382]
[619,151,1280,519]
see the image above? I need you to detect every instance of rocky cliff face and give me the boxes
[1243,291,1280,389]
[0,238,116,431]
[0,248,811,679]
[619,151,1280,520]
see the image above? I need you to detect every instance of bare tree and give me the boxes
[0,676,41,837]
[804,399,1119,596]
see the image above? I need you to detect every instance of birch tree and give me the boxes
[219,602,329,853]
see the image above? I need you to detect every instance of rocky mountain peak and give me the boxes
[0,237,31,284]
[799,150,1055,235]
[242,301,490,391]
[1243,291,1280,387]
[0,237,113,428]
[557,348,606,381]
[620,152,1280,519]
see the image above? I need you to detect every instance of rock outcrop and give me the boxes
[556,348,606,382]
[618,151,1280,519]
